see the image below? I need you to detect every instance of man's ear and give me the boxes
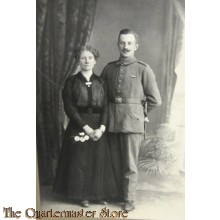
[135,43,139,51]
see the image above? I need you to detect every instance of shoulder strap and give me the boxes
[137,60,148,67]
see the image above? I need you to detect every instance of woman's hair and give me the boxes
[74,45,100,61]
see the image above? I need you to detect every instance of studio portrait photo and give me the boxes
[36,0,185,219]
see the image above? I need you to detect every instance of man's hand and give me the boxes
[144,117,150,123]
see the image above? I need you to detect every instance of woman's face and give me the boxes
[79,50,96,71]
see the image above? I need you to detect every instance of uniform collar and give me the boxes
[116,56,137,66]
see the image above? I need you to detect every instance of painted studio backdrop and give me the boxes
[37,0,184,185]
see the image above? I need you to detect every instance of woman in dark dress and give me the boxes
[53,45,117,207]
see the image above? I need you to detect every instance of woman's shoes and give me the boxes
[81,200,89,207]
[80,200,107,207]
[99,200,108,205]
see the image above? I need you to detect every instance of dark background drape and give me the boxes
[36,0,184,185]
[36,0,97,185]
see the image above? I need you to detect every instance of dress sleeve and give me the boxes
[62,77,87,128]
[100,80,108,126]
[142,65,162,113]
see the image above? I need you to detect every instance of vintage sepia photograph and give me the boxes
[2,1,220,220]
[36,0,185,219]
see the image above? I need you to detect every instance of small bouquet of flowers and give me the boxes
[72,132,90,142]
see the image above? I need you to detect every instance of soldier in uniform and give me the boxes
[101,29,162,211]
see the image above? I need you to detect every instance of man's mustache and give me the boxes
[122,49,130,53]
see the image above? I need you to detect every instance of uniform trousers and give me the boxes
[109,133,144,202]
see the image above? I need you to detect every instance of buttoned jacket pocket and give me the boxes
[130,111,145,122]
[127,104,145,121]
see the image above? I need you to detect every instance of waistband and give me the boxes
[78,107,103,114]
[110,97,143,104]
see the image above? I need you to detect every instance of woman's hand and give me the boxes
[83,125,94,135]
[90,129,103,141]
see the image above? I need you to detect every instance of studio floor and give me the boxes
[39,172,184,220]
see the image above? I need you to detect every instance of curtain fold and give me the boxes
[159,0,184,123]
[36,0,97,185]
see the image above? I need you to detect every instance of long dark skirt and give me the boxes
[53,113,117,201]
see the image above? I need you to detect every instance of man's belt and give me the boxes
[110,97,143,104]
[78,107,103,114]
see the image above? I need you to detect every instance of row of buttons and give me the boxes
[117,66,125,94]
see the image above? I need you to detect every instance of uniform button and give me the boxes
[118,79,121,82]
[118,85,121,87]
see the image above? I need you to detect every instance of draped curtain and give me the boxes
[36,0,97,185]
[159,0,184,123]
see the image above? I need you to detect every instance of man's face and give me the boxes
[117,33,138,58]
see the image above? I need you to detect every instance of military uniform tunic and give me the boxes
[101,57,162,201]
[101,56,162,133]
